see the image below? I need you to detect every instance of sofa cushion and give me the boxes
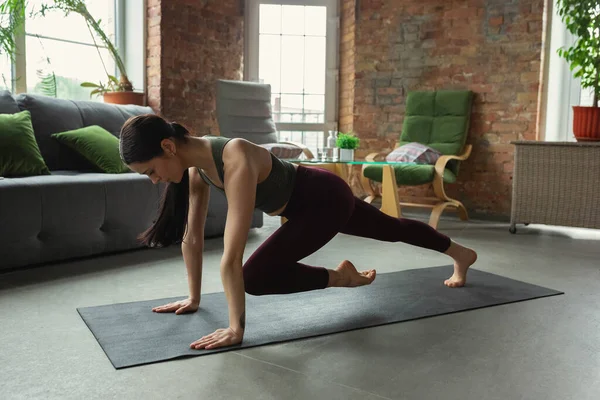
[385,142,442,165]
[259,143,304,159]
[0,171,163,269]
[75,100,154,136]
[0,90,19,114]
[0,110,51,177]
[0,170,263,270]
[51,125,130,174]
[16,93,155,171]
[16,93,90,171]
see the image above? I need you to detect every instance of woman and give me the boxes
[119,114,477,351]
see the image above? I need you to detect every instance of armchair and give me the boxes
[360,90,474,229]
[215,79,314,159]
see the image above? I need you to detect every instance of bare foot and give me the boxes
[328,260,376,288]
[444,242,478,288]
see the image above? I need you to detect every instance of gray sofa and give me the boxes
[0,91,262,271]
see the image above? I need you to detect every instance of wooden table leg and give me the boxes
[379,165,401,218]
[334,163,349,182]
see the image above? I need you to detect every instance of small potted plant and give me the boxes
[336,131,360,161]
[556,0,600,141]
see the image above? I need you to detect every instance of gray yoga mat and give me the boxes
[77,266,563,369]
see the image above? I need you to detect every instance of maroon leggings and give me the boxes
[242,165,451,295]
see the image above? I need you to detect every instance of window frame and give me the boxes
[244,0,339,144]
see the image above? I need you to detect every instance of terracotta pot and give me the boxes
[103,91,146,106]
[572,106,600,141]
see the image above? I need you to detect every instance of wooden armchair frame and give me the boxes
[278,141,315,160]
[360,144,472,229]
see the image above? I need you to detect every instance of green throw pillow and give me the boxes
[51,125,130,174]
[0,110,51,177]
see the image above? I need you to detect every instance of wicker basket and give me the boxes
[510,141,600,233]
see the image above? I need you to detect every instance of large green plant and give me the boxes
[0,0,25,88]
[0,0,26,62]
[556,0,600,107]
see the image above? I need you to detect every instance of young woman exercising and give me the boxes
[119,114,478,351]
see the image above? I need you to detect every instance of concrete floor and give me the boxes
[1,214,599,400]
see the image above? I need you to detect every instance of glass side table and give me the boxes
[286,158,414,219]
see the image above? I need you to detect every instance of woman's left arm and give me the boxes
[190,139,258,350]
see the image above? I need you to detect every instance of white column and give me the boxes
[120,0,146,93]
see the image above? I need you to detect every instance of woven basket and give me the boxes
[510,141,600,232]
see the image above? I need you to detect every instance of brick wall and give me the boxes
[146,0,244,136]
[339,0,356,134]
[146,0,161,112]
[342,0,544,217]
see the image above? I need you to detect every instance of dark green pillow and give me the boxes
[0,110,51,177]
[51,125,130,174]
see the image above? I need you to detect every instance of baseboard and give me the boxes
[367,199,510,223]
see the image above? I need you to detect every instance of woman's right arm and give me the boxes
[183,167,210,303]
[152,167,210,314]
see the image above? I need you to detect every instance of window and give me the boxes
[0,53,11,90]
[245,0,338,155]
[278,130,325,154]
[580,87,595,107]
[11,0,117,100]
[542,1,599,141]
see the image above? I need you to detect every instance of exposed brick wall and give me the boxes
[146,0,244,136]
[342,0,544,217]
[146,0,161,112]
[339,0,356,134]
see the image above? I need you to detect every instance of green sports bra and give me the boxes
[196,136,297,214]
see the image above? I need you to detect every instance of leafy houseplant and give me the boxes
[336,132,360,161]
[0,0,25,68]
[556,0,600,141]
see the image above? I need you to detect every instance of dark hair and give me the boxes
[119,114,191,248]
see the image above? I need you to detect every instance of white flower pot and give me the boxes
[339,148,354,161]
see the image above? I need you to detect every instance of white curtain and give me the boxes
[542,0,582,142]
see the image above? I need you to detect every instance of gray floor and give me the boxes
[1,214,599,400]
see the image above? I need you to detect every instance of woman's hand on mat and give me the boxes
[152,298,200,314]
[190,327,243,350]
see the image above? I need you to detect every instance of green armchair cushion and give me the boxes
[400,90,472,175]
[363,163,457,186]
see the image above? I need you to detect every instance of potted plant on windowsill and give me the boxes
[336,132,360,161]
[35,0,145,105]
[556,0,600,141]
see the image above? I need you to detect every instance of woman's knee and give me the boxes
[242,262,268,296]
